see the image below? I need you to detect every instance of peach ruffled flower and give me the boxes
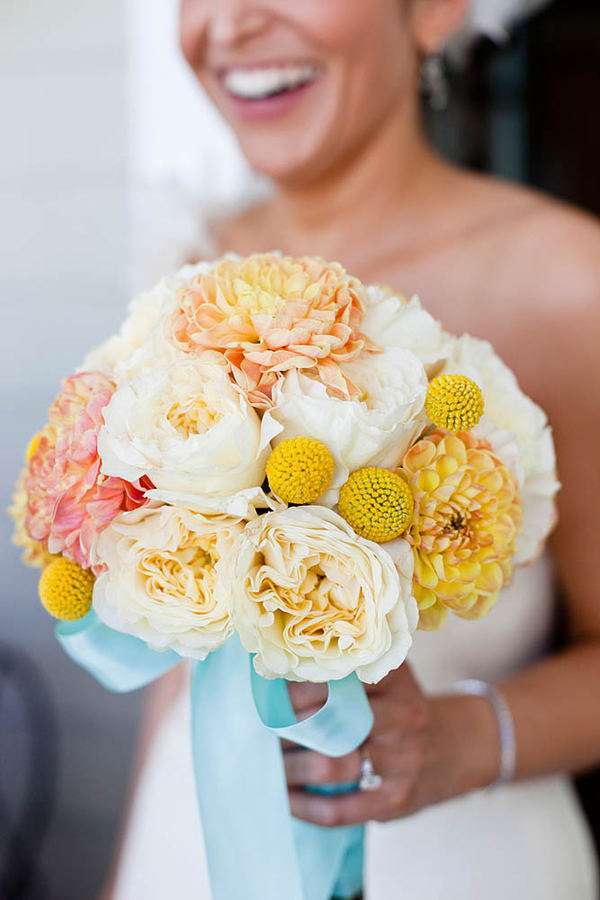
[401,431,522,630]
[8,469,54,569]
[25,372,149,571]
[170,254,377,408]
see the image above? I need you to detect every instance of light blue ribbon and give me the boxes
[56,612,373,900]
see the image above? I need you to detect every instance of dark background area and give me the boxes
[430,0,600,216]
[427,0,600,864]
[1,1,599,897]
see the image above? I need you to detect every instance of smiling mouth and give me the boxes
[221,64,320,102]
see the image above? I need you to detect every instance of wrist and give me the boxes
[429,693,501,798]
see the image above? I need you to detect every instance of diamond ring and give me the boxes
[358,754,382,792]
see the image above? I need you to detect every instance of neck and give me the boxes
[269,103,441,257]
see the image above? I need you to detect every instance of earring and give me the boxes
[421,54,449,112]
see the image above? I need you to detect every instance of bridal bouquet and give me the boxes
[10,254,559,900]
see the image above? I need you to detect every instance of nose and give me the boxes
[207,0,270,47]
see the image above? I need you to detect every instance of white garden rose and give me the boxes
[98,354,275,500]
[81,262,220,382]
[265,349,427,506]
[361,287,453,374]
[226,506,418,683]
[146,485,283,520]
[443,334,560,563]
[341,347,428,464]
[80,273,183,379]
[93,504,242,658]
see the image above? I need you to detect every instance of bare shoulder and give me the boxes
[458,169,600,312]
[435,168,600,408]
[511,194,600,311]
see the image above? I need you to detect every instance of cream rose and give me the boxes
[93,504,242,658]
[442,334,560,563]
[98,355,275,500]
[361,287,453,374]
[265,349,427,506]
[225,506,418,683]
[146,485,283,521]
[80,272,185,379]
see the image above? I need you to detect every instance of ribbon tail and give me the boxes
[58,618,372,899]
[56,611,181,692]
[331,825,365,899]
[251,654,373,900]
[293,819,365,900]
[190,637,304,900]
[251,668,373,756]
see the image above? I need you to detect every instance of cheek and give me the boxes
[305,0,415,124]
[293,0,404,54]
[326,9,417,145]
[179,0,207,71]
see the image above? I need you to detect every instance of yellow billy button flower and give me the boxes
[38,557,94,621]
[425,374,484,432]
[266,436,334,504]
[338,467,414,543]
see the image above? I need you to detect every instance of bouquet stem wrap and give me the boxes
[56,613,373,900]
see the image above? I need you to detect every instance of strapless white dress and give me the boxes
[111,554,598,899]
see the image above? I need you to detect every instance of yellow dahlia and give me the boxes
[425,374,484,432]
[338,467,414,543]
[266,437,334,504]
[170,254,377,408]
[39,556,94,621]
[400,432,521,630]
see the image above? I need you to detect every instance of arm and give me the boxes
[499,284,600,780]
[286,287,600,828]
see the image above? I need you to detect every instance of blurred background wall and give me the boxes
[0,3,141,898]
[1,1,599,899]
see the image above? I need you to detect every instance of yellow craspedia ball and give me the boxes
[38,557,94,621]
[338,467,414,543]
[425,374,484,432]
[266,437,334,505]
[25,432,43,463]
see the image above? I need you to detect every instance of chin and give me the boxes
[236,134,330,185]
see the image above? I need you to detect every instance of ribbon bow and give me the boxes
[57,612,373,900]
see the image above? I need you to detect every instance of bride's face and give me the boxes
[180,0,423,186]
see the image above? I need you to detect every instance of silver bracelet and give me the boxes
[451,678,516,786]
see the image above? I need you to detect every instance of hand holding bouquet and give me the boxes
[11,253,559,900]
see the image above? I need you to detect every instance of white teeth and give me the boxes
[223,65,318,100]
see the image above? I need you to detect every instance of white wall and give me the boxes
[0,4,140,897]
[128,0,266,290]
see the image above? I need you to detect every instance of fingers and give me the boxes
[284,749,362,786]
[377,662,422,700]
[289,787,384,827]
[288,666,398,719]
[286,678,380,716]
[286,662,420,714]
[361,663,415,696]
[287,682,328,715]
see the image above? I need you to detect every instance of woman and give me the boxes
[106,1,600,897]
